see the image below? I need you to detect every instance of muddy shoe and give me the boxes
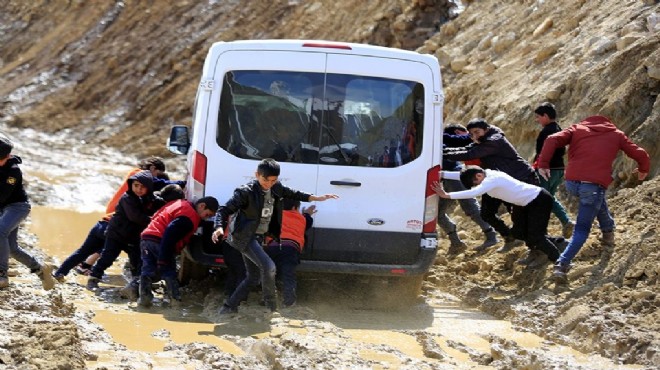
[219,303,238,315]
[517,249,542,265]
[86,277,100,291]
[119,280,139,301]
[561,221,575,239]
[163,277,182,301]
[552,262,571,284]
[474,228,499,252]
[137,276,154,307]
[0,270,8,289]
[600,231,615,248]
[497,236,523,253]
[36,264,56,291]
[527,253,550,268]
[52,272,66,283]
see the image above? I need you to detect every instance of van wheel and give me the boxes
[371,275,424,310]
[178,253,209,286]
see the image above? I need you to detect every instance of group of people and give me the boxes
[434,103,650,283]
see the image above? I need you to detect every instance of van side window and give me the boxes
[217,71,424,168]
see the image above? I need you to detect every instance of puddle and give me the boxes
[27,205,642,368]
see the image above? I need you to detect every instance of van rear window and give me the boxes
[217,71,424,167]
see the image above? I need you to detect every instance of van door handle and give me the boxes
[330,180,362,187]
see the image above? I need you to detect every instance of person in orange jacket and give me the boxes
[263,199,315,307]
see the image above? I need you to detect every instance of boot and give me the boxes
[119,278,139,301]
[0,270,8,289]
[553,262,572,284]
[35,264,56,291]
[517,249,543,265]
[137,276,154,307]
[447,231,467,255]
[600,231,615,248]
[496,235,523,253]
[474,228,498,252]
[86,276,100,291]
[219,303,238,315]
[163,276,182,302]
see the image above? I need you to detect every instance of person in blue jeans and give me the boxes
[0,136,55,290]
[537,115,650,284]
[211,158,338,314]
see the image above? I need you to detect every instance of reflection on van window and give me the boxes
[218,71,424,167]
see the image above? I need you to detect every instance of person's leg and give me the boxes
[278,247,299,307]
[540,170,571,225]
[138,239,159,306]
[222,240,247,297]
[436,184,465,252]
[524,190,559,264]
[558,182,607,265]
[55,220,107,276]
[87,238,123,289]
[2,203,39,271]
[480,194,510,238]
[223,238,276,311]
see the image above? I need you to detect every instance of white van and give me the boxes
[168,40,444,296]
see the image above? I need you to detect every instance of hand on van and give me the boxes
[309,194,339,201]
[211,228,224,244]
[302,205,317,215]
[431,180,451,199]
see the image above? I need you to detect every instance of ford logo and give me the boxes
[367,218,385,226]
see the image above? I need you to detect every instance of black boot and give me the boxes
[137,276,154,307]
[163,276,181,302]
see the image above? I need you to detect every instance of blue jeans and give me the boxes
[225,237,276,309]
[0,202,40,273]
[538,169,571,225]
[264,241,300,306]
[55,220,108,276]
[140,239,176,279]
[558,181,614,265]
[90,237,141,279]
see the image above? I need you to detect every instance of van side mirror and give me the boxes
[167,125,190,155]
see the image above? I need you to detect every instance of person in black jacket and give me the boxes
[532,102,574,239]
[0,136,55,290]
[86,170,164,291]
[211,158,338,313]
[443,118,537,258]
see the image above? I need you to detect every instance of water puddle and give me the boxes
[27,205,640,368]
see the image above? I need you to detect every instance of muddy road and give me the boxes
[0,123,642,369]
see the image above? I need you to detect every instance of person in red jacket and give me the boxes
[263,199,315,308]
[138,196,218,307]
[537,115,650,284]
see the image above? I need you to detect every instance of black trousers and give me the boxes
[510,189,560,261]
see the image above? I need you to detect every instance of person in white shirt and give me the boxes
[432,166,564,268]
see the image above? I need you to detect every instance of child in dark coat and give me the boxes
[86,170,164,291]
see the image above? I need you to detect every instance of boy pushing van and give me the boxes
[211,158,338,313]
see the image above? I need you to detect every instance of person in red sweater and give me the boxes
[537,115,650,284]
[263,199,315,308]
[138,196,218,307]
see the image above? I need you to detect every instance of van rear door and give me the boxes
[308,54,437,266]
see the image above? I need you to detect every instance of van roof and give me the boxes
[209,39,438,64]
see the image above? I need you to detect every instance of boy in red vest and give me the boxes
[138,196,219,307]
[263,199,315,308]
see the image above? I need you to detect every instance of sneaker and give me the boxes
[561,221,575,239]
[447,241,467,255]
[474,228,499,252]
[552,262,571,284]
[36,264,56,291]
[527,253,550,268]
[517,249,543,265]
[86,277,100,291]
[52,273,66,283]
[0,270,8,289]
[219,304,238,315]
[497,236,523,253]
[119,281,139,301]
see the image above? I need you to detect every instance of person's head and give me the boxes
[0,137,13,165]
[534,102,556,126]
[156,184,185,202]
[465,118,490,141]
[460,165,487,189]
[138,157,166,177]
[128,170,154,197]
[444,123,468,135]
[282,198,301,211]
[194,196,219,218]
[256,158,280,191]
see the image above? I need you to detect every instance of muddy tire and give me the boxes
[371,275,424,310]
[177,253,209,286]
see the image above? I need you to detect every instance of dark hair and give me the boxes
[156,184,185,202]
[196,196,219,213]
[534,102,557,120]
[0,136,13,158]
[282,198,300,211]
[257,158,280,177]
[460,166,485,189]
[444,123,468,135]
[466,118,489,131]
[138,156,166,172]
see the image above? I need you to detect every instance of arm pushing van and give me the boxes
[167,40,444,299]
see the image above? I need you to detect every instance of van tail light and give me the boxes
[190,150,207,199]
[422,165,441,233]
